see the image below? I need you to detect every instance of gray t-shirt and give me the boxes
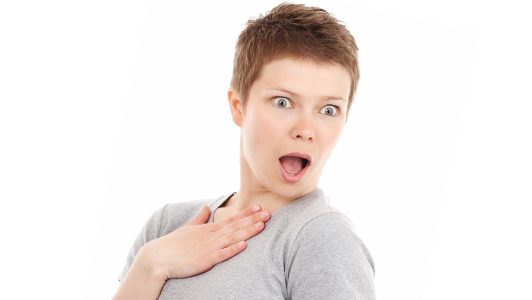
[119,188,376,299]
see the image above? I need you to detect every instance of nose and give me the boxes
[290,112,315,141]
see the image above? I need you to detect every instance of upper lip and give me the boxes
[279,152,312,163]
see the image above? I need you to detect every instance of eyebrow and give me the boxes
[267,87,347,102]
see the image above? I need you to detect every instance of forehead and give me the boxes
[251,58,351,100]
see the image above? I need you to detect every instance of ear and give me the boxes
[228,87,244,127]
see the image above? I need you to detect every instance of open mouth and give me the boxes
[279,156,309,175]
[278,153,311,183]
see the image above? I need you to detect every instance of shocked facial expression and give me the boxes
[230,58,351,199]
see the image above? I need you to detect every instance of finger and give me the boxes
[187,205,210,226]
[216,210,270,237]
[210,241,247,265]
[211,205,261,230]
[216,220,265,249]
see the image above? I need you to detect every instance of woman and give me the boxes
[113,3,375,299]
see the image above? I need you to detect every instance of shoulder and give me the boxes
[291,211,374,273]
[298,211,358,240]
[146,195,227,238]
[161,199,211,226]
[284,191,363,246]
[281,189,342,230]
[284,193,376,299]
[283,191,374,272]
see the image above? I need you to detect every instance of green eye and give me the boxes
[321,105,338,116]
[273,97,292,108]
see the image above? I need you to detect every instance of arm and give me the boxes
[112,204,270,300]
[112,245,167,300]
[286,213,376,300]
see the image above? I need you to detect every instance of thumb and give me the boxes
[187,205,210,226]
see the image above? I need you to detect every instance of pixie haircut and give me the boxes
[230,3,360,114]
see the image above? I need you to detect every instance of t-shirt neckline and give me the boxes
[207,188,324,224]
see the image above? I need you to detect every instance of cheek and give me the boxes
[242,112,281,163]
[318,122,344,156]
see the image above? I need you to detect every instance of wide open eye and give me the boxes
[320,105,339,117]
[272,97,292,108]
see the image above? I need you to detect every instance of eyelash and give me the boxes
[271,96,340,117]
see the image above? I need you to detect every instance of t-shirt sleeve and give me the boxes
[117,204,167,281]
[286,212,376,300]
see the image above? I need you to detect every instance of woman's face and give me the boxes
[231,58,351,199]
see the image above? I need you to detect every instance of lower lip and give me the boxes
[278,160,310,183]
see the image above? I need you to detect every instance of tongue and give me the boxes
[280,156,304,174]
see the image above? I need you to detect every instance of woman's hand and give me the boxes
[113,205,271,300]
[140,204,271,280]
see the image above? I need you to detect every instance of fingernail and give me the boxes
[261,211,269,219]
[252,205,260,212]
[255,222,263,229]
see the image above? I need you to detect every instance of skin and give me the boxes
[113,205,271,300]
[216,57,350,220]
[112,57,351,300]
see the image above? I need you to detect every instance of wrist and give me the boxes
[136,241,168,283]
[112,242,167,300]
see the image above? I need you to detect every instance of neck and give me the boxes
[222,136,316,215]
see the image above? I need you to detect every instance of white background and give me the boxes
[1,0,530,299]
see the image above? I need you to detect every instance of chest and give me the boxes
[158,229,291,300]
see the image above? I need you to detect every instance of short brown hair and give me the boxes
[230,3,359,114]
